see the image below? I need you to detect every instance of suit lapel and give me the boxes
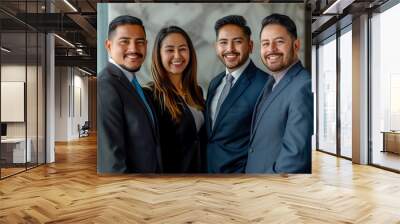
[211,61,255,136]
[143,89,163,170]
[106,63,158,140]
[251,62,304,139]
[107,63,136,94]
[250,76,274,137]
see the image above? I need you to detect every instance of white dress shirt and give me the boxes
[210,58,251,124]
[109,58,134,83]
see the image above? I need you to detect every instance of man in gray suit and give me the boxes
[246,14,313,173]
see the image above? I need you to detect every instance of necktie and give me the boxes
[255,78,275,117]
[131,76,155,126]
[213,73,234,127]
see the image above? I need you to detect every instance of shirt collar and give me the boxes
[109,57,135,82]
[270,59,299,84]
[225,58,251,81]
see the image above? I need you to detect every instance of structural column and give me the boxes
[352,14,369,164]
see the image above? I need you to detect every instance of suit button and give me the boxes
[249,147,254,153]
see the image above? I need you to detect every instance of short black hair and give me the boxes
[214,15,251,39]
[260,13,297,39]
[108,15,145,39]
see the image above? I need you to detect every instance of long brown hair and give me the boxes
[151,26,205,122]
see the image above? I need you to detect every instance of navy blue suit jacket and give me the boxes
[246,61,313,173]
[205,61,268,173]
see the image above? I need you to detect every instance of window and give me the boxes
[339,28,352,158]
[317,36,337,155]
[370,2,400,171]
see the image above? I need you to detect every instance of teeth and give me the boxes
[225,55,237,58]
[172,62,182,65]
[268,55,280,60]
[127,55,138,59]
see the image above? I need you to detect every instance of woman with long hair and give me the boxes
[147,26,205,173]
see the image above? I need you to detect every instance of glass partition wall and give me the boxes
[370,2,400,171]
[316,25,353,159]
[0,1,46,179]
[316,0,400,172]
[339,27,352,159]
[317,35,337,155]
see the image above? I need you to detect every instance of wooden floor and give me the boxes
[1,135,400,223]
[372,150,400,171]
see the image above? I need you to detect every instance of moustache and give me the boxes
[265,53,283,58]
[223,52,239,57]
[124,53,143,58]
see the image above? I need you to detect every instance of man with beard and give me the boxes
[246,14,313,173]
[205,15,268,173]
[97,15,162,173]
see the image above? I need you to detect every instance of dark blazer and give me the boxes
[246,61,313,173]
[146,86,206,173]
[205,61,268,173]
[97,63,162,173]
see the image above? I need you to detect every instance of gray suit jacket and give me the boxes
[245,61,313,173]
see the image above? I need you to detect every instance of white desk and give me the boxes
[1,138,32,163]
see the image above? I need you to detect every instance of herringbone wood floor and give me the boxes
[1,134,400,223]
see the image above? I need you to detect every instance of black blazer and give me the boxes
[146,86,206,173]
[97,63,162,173]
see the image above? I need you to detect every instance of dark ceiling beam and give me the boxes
[66,13,96,45]
[86,0,97,12]
[0,8,37,31]
[312,15,335,33]
[9,13,82,32]
[55,55,96,71]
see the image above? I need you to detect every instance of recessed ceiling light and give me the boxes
[54,34,75,48]
[1,47,11,53]
[78,67,93,76]
[322,0,354,15]
[63,0,78,12]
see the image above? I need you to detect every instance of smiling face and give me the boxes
[160,32,190,76]
[215,24,253,73]
[260,23,299,73]
[105,24,147,72]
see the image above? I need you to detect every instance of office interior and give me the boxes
[0,0,399,222]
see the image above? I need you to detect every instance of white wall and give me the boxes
[1,65,39,137]
[55,66,89,141]
[1,63,46,164]
[55,66,69,141]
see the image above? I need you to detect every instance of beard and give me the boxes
[263,45,296,73]
[120,64,141,73]
[220,51,249,71]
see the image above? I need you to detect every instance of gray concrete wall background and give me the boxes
[99,3,305,93]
